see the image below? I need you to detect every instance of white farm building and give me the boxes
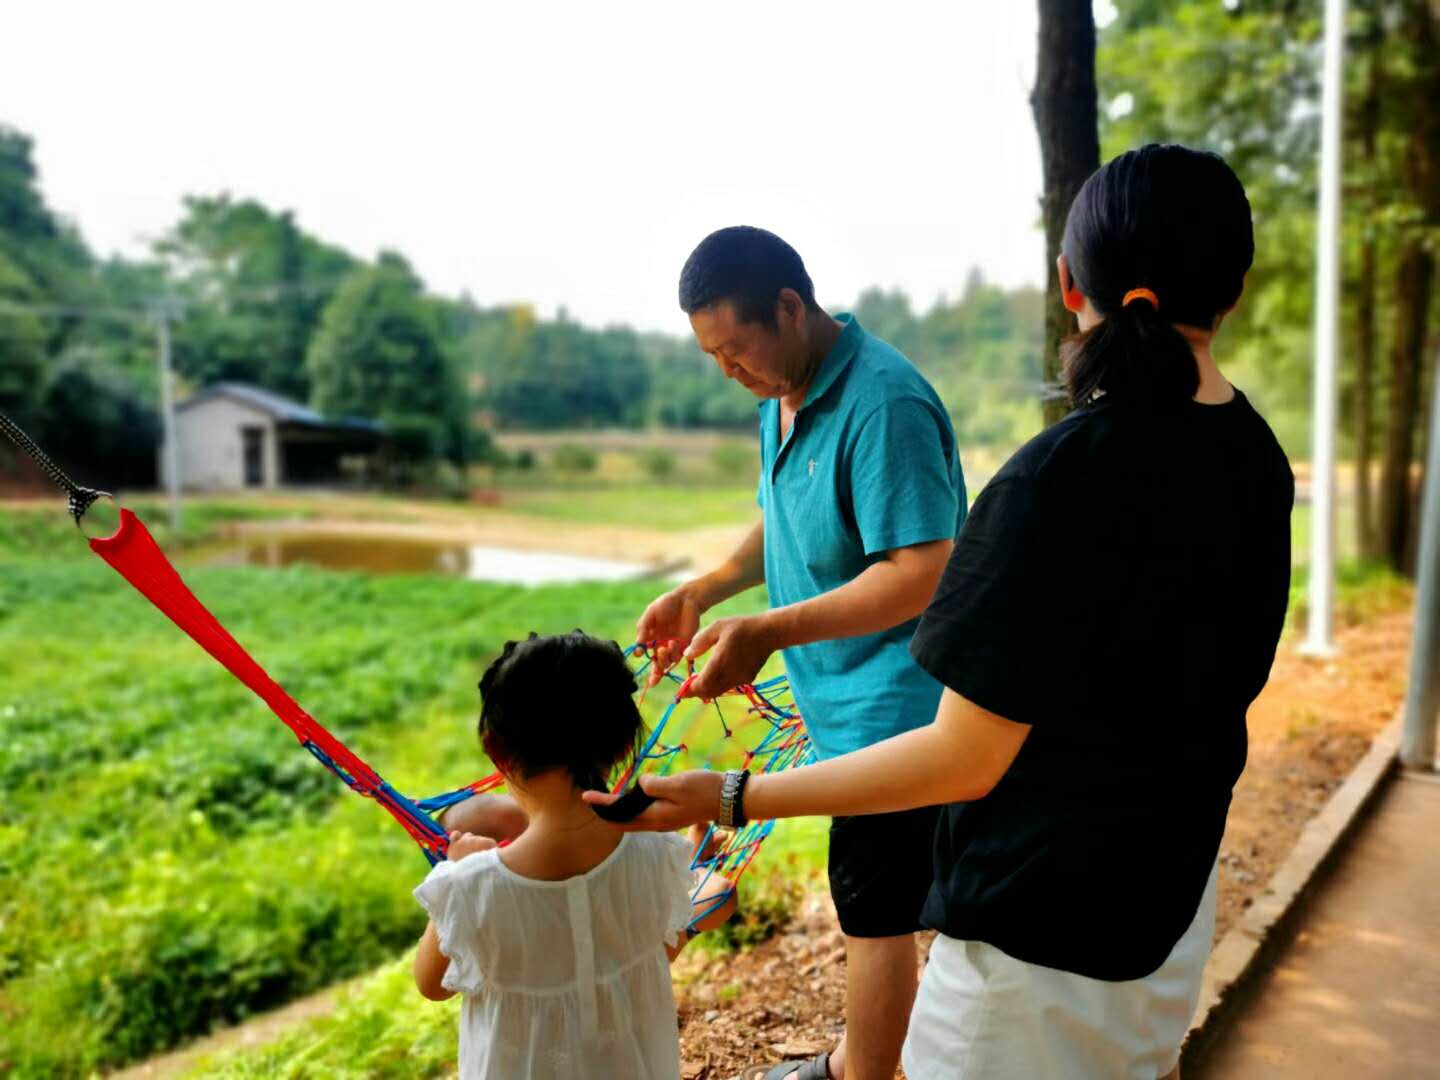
[159,383,384,491]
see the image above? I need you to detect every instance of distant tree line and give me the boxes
[0,122,1049,491]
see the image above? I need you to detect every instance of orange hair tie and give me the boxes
[1122,288,1160,310]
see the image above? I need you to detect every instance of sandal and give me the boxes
[738,1052,831,1080]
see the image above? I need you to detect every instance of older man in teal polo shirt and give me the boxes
[637,226,966,1080]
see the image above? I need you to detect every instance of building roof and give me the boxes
[178,382,384,433]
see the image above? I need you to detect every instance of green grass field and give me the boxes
[0,470,1404,1078]
[0,509,818,1077]
[497,482,759,531]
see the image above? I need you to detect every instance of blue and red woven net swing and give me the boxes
[1,413,814,928]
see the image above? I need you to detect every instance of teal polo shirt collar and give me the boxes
[799,313,862,413]
[763,314,863,477]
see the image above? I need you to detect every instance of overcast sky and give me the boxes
[6,2,1116,334]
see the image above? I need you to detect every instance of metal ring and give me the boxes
[75,493,120,541]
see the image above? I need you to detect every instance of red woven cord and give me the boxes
[89,509,387,793]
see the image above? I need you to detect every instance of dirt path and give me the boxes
[111,978,358,1079]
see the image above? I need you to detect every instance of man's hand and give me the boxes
[636,586,705,687]
[680,614,776,699]
[582,771,724,832]
[446,830,497,862]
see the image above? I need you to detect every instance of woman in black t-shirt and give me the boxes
[590,144,1293,1080]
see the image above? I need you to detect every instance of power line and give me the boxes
[0,298,149,324]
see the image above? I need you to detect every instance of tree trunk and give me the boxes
[1377,0,1440,574]
[1355,235,1377,559]
[1031,0,1100,428]
[1377,239,1434,573]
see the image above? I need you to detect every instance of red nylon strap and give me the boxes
[90,509,386,793]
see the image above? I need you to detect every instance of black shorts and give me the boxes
[827,805,941,938]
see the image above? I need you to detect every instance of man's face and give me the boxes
[689,297,807,400]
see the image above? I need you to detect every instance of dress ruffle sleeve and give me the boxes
[413,852,495,995]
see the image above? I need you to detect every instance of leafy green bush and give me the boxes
[698,871,805,953]
[0,546,774,1076]
[710,442,759,481]
[551,443,598,473]
[637,446,677,480]
[1287,558,1413,631]
[191,959,460,1079]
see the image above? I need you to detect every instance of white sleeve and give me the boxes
[412,854,494,995]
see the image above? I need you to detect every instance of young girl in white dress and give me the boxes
[412,631,734,1080]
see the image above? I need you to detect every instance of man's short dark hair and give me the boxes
[678,226,817,329]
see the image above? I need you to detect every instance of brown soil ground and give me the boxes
[670,609,1415,1080]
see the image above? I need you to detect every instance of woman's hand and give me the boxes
[446,830,497,862]
[583,770,725,832]
[680,615,776,699]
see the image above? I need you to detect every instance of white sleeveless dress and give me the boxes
[413,831,694,1080]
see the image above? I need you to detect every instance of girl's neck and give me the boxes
[501,772,623,882]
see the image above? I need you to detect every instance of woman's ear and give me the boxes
[1057,254,1085,314]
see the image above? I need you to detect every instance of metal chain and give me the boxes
[0,411,109,524]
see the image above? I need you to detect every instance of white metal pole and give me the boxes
[1402,351,1440,770]
[155,305,182,534]
[1302,0,1346,657]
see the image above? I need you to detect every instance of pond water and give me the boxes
[193,533,667,585]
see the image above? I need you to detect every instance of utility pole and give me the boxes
[152,297,182,534]
[1302,0,1347,657]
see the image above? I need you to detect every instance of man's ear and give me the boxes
[1057,254,1085,314]
[776,287,807,333]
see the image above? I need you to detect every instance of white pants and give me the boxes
[902,863,1217,1079]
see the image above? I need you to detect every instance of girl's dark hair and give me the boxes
[477,631,644,789]
[1061,144,1254,408]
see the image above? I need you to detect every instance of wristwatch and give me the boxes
[718,768,751,828]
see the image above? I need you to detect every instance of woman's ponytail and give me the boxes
[1062,294,1199,408]
[1059,145,1254,411]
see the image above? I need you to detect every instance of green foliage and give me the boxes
[697,872,805,954]
[1287,557,1413,630]
[0,251,50,431]
[496,484,757,531]
[466,307,655,430]
[307,256,467,468]
[551,442,598,473]
[853,277,1047,450]
[0,125,91,300]
[1096,0,1440,471]
[39,362,160,490]
[0,521,778,1075]
[159,196,359,401]
[190,960,461,1079]
[637,446,677,479]
[1097,2,1321,457]
[0,499,297,564]
[710,441,760,481]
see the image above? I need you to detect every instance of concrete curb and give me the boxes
[1180,712,1404,1071]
